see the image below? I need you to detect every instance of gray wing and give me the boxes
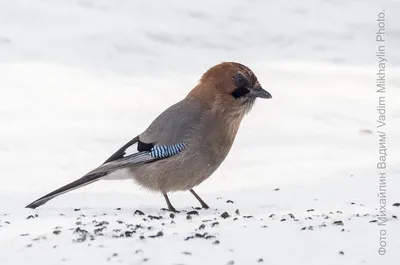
[94,97,203,174]
[140,98,203,145]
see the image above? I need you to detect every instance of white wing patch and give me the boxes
[122,142,139,158]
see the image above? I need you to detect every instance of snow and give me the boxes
[1,0,400,264]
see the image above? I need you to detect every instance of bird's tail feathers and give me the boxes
[25,172,107,209]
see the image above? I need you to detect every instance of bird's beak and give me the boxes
[250,85,272,99]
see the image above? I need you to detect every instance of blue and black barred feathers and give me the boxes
[150,143,187,158]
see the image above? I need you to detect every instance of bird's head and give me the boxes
[194,62,272,116]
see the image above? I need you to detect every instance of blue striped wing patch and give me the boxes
[149,142,187,158]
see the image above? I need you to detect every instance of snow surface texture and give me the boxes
[1,0,400,264]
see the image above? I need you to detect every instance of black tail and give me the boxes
[25,173,107,209]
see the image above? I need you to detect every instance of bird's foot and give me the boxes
[201,203,210,209]
[161,207,180,213]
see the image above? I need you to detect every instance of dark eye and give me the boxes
[234,74,246,87]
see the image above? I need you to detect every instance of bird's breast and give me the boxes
[190,113,242,168]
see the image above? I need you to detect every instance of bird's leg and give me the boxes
[190,189,210,209]
[163,193,178,212]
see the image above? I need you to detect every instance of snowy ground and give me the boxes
[1,0,400,265]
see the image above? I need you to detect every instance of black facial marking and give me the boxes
[232,86,250,99]
[137,140,154,152]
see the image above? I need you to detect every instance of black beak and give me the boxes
[250,86,272,99]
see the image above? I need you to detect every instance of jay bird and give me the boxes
[26,62,272,212]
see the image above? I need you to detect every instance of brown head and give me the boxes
[188,62,272,116]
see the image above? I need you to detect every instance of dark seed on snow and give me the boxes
[243,215,253,219]
[53,230,62,235]
[288,213,295,219]
[195,233,205,238]
[74,208,80,212]
[369,220,378,223]
[115,208,122,211]
[134,210,145,216]
[148,231,163,238]
[211,222,219,227]
[280,219,286,222]
[306,209,315,212]
[226,200,234,204]
[187,211,199,216]
[269,214,275,218]
[258,258,264,263]
[170,213,175,219]
[274,188,280,191]
[220,212,230,219]
[20,233,29,236]
[235,209,240,215]
[339,251,344,255]
[213,240,220,244]
[182,251,192,255]
[199,224,206,230]
[301,227,306,230]
[124,231,134,237]
[393,215,398,219]
[333,221,344,226]
[186,215,192,220]
[148,215,162,220]
[95,221,109,227]
[227,260,235,265]
[233,217,238,221]
[139,236,145,240]
[26,215,35,219]
[393,203,400,207]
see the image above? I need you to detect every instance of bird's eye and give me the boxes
[234,74,246,87]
